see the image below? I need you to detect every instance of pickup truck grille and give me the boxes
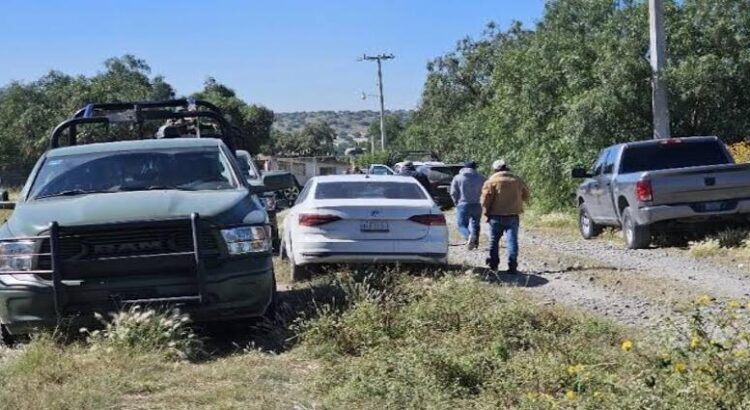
[36,221,220,273]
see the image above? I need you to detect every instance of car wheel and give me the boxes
[622,206,651,249]
[0,324,16,347]
[578,204,602,240]
[287,245,311,282]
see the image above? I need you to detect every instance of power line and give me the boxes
[360,53,395,151]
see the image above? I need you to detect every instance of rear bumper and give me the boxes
[0,256,275,335]
[298,252,447,265]
[637,198,750,225]
[293,234,448,266]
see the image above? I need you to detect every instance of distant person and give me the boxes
[345,165,363,174]
[264,155,278,172]
[480,159,530,274]
[398,161,430,192]
[450,160,486,250]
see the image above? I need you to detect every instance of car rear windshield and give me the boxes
[620,141,731,174]
[315,181,427,200]
[30,148,239,200]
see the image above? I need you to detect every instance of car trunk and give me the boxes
[648,163,750,206]
[303,199,437,241]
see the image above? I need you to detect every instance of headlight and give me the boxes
[0,240,37,271]
[221,226,271,255]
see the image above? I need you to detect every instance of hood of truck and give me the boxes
[3,189,267,237]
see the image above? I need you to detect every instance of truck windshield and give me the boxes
[30,148,239,200]
[620,141,730,174]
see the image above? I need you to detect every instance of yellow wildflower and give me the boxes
[621,339,634,352]
[567,363,585,376]
[690,336,702,349]
[565,390,577,401]
[728,300,741,309]
[674,362,688,374]
[734,349,749,358]
[696,295,712,306]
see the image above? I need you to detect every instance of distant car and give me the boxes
[368,164,395,175]
[416,163,464,210]
[281,175,449,281]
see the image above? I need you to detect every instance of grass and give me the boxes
[2,267,750,409]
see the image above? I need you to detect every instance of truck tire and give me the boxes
[622,206,651,249]
[578,204,602,239]
[0,324,15,347]
[263,277,279,323]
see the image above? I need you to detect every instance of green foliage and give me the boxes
[192,77,274,154]
[366,113,409,149]
[271,121,336,156]
[299,272,750,409]
[0,55,174,178]
[404,0,750,211]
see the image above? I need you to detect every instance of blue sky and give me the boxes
[0,0,545,112]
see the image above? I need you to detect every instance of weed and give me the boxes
[714,227,750,249]
[82,306,204,361]
[689,239,723,258]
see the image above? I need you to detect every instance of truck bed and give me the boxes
[646,162,750,206]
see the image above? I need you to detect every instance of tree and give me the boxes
[0,55,175,178]
[192,77,274,154]
[367,114,408,148]
[403,0,750,211]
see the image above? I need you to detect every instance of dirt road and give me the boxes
[450,223,750,330]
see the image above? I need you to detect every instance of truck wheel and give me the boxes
[0,324,16,347]
[263,277,279,323]
[622,206,651,249]
[578,204,602,239]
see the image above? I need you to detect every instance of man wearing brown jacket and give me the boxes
[480,159,530,273]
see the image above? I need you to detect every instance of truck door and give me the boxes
[596,148,618,223]
[587,148,611,220]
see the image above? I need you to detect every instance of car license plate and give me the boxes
[703,201,723,212]
[360,221,389,232]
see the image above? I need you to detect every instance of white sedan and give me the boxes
[281,175,448,281]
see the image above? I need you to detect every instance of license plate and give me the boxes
[360,221,389,232]
[703,201,723,212]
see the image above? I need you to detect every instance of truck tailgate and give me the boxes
[648,163,750,205]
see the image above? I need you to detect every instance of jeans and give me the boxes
[456,203,482,240]
[488,215,520,269]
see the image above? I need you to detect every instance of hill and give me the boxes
[274,110,410,138]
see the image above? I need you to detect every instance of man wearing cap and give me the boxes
[481,159,530,273]
[450,160,486,249]
[397,161,431,192]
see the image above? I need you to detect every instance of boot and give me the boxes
[466,235,478,250]
[486,257,498,271]
[507,259,518,275]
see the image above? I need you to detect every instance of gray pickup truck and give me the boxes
[572,136,750,249]
[0,99,293,344]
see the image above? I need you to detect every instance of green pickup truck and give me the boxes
[0,99,293,344]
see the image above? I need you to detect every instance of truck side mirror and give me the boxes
[248,171,296,194]
[571,167,592,178]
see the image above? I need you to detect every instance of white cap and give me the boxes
[492,159,507,171]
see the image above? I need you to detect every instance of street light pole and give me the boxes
[361,53,394,151]
[649,0,670,139]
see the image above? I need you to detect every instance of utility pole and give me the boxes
[360,53,394,150]
[649,0,670,139]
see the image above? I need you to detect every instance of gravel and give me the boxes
[449,223,750,330]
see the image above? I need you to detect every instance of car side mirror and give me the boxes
[571,167,592,178]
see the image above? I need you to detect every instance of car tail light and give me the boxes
[409,214,446,226]
[660,138,682,145]
[299,214,341,226]
[635,180,653,202]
